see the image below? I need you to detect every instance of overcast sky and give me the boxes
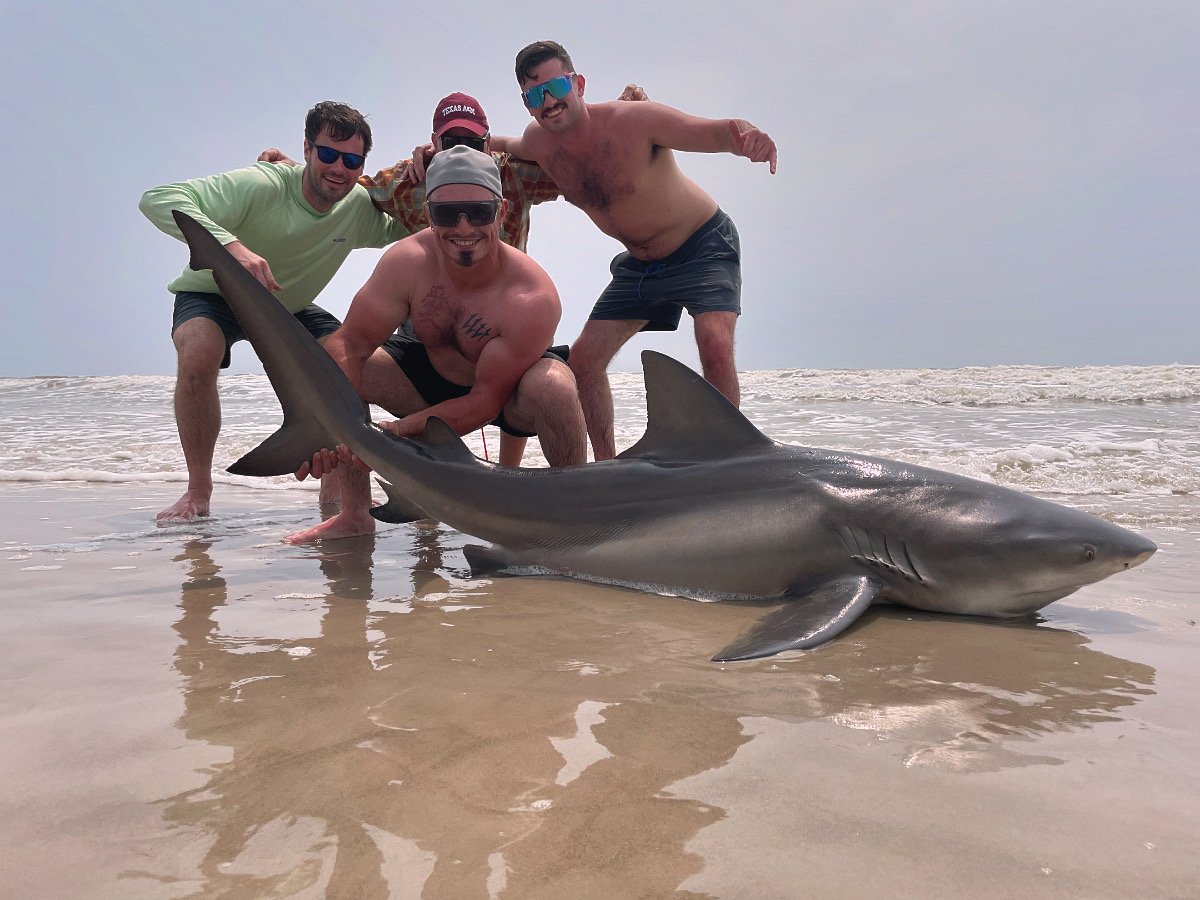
[4,1,1196,377]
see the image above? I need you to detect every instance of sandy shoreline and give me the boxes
[1,481,1198,898]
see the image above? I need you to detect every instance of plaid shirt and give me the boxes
[359,152,560,251]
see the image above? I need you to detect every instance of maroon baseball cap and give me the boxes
[432,92,489,138]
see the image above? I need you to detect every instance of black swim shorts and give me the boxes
[380,334,569,438]
[590,208,742,332]
[171,291,341,369]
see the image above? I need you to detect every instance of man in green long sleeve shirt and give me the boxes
[141,100,410,523]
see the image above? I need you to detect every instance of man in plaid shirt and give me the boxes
[361,92,561,254]
[261,86,646,465]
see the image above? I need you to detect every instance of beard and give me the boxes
[305,168,351,207]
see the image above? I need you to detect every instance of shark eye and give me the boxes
[1083,544,1096,561]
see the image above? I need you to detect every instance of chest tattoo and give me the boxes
[460,313,492,341]
[422,283,451,312]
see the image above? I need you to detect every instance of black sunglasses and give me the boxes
[313,144,365,170]
[427,200,500,228]
[439,134,488,152]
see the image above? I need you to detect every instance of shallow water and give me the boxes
[1,367,1199,897]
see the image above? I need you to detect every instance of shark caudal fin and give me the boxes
[618,350,775,463]
[228,419,340,477]
[171,210,373,478]
[712,575,880,661]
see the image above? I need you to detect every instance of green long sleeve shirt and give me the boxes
[140,162,410,313]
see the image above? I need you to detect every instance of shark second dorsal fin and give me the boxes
[418,417,487,465]
[618,351,775,462]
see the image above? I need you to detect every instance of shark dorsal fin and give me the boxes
[617,351,775,462]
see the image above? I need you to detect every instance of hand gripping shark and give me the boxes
[172,210,1157,661]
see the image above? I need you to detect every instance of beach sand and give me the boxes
[2,481,1197,898]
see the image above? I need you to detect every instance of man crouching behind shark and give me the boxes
[290,146,586,542]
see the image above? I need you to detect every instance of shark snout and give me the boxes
[1122,536,1157,569]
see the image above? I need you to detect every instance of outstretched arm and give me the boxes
[484,122,543,164]
[726,119,778,173]
[618,101,778,173]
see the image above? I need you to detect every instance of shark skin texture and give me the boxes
[173,210,1158,662]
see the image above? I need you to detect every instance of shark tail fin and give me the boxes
[172,209,224,274]
[370,477,433,524]
[227,417,337,476]
[712,575,880,661]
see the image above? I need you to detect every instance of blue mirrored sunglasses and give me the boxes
[521,73,576,109]
[313,144,365,170]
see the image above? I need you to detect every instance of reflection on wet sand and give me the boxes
[159,534,1157,896]
[701,608,1156,771]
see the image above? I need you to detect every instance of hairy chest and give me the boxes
[410,283,497,362]
[544,136,641,212]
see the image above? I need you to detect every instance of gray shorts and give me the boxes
[590,209,742,332]
[171,291,341,369]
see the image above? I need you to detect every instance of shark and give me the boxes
[171,210,1158,661]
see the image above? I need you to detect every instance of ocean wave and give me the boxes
[2,367,1197,502]
[726,363,1200,405]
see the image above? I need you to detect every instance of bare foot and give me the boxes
[157,489,211,523]
[284,509,376,544]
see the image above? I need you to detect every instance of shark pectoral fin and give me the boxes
[463,544,517,576]
[369,478,432,524]
[227,419,335,476]
[712,575,881,662]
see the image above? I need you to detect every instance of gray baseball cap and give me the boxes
[425,145,502,199]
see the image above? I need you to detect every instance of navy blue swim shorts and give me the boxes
[171,291,341,369]
[590,208,742,332]
[380,335,569,438]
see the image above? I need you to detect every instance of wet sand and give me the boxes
[1,481,1198,898]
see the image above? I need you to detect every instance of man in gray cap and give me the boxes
[285,146,587,543]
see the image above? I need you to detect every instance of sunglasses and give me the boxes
[440,134,488,152]
[426,200,500,228]
[521,73,576,109]
[313,144,365,170]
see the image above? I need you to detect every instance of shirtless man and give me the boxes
[266,84,646,467]
[495,40,778,459]
[264,91,568,469]
[287,145,587,543]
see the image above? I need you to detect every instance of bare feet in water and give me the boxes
[157,489,211,523]
[284,508,377,544]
